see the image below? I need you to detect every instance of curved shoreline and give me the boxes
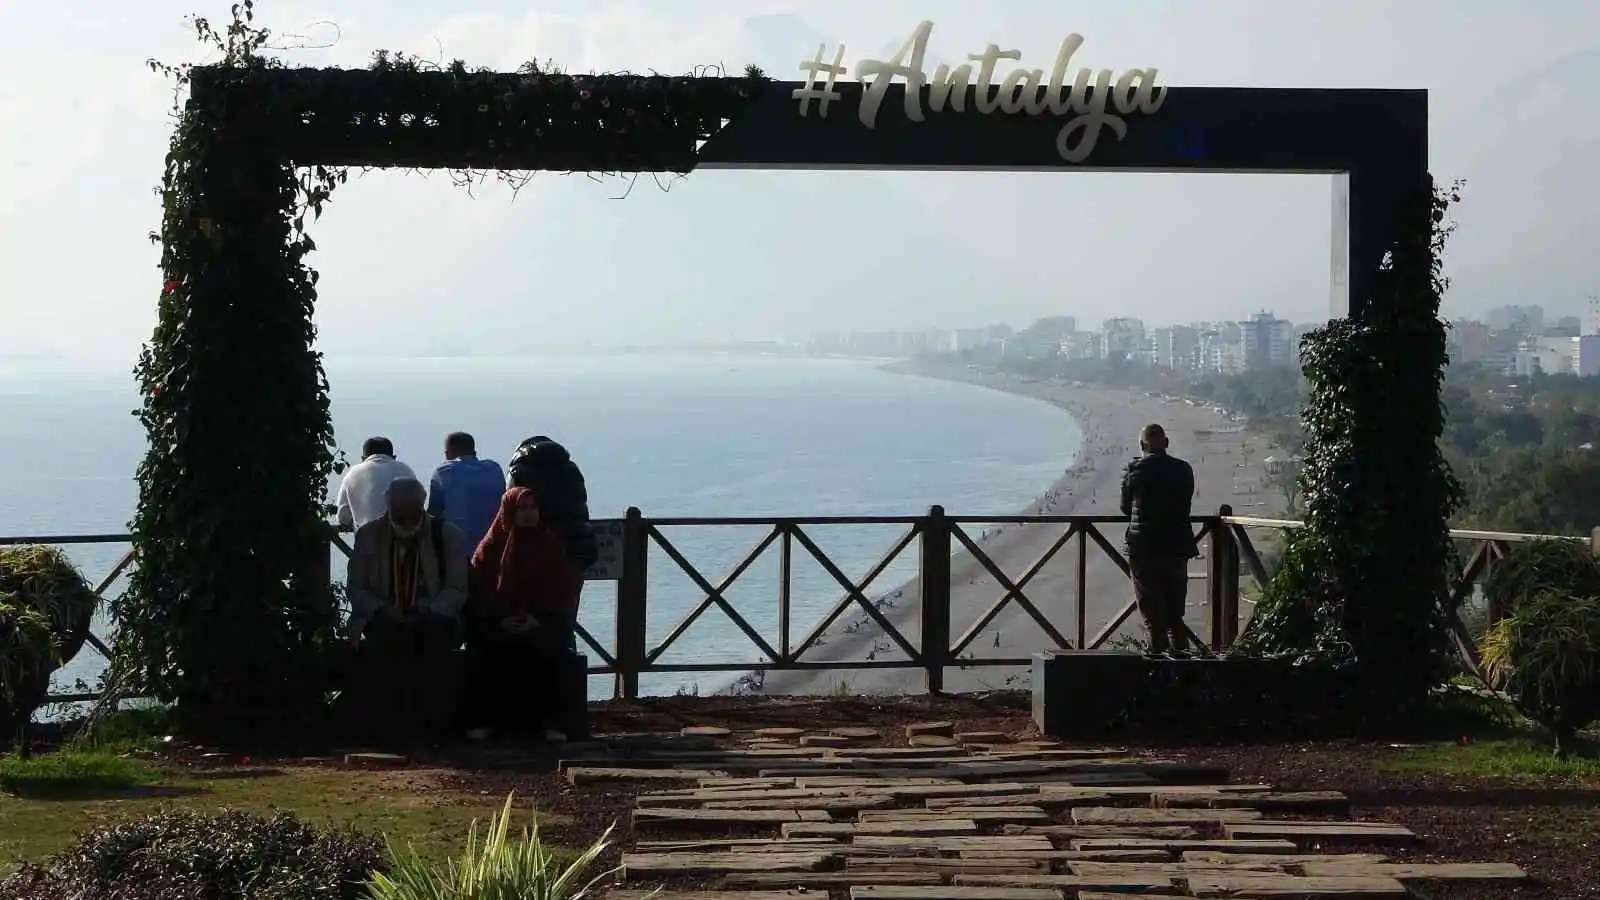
[746,359,1276,697]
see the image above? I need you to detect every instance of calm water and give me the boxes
[0,355,1080,700]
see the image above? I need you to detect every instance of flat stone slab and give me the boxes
[634,808,811,826]
[962,849,1175,863]
[952,873,1178,891]
[782,820,979,838]
[1223,823,1416,844]
[861,807,1050,825]
[1157,791,1350,815]
[341,752,408,766]
[754,728,807,738]
[910,735,960,748]
[682,726,732,738]
[725,873,944,887]
[1185,874,1409,898]
[853,835,1056,853]
[611,892,809,900]
[568,767,722,784]
[832,727,881,739]
[955,731,1013,743]
[611,883,812,890]
[635,838,841,853]
[1298,862,1527,882]
[1007,825,1200,840]
[906,721,955,738]
[1072,839,1301,854]
[706,795,898,811]
[1073,807,1265,826]
[620,851,838,878]
[928,791,1103,809]
[851,887,1060,900]
[1185,853,1389,867]
[800,734,855,748]
[846,858,1048,873]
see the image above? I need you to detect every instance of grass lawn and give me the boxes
[1379,734,1600,781]
[0,750,562,874]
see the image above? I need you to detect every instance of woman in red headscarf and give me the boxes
[461,486,583,741]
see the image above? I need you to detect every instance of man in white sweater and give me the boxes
[336,437,418,531]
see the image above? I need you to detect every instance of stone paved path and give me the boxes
[557,723,1528,899]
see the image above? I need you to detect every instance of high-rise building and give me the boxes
[1240,312,1295,370]
[1447,320,1493,365]
[1152,325,1200,371]
[1102,317,1147,359]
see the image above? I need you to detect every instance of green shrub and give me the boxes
[0,749,158,798]
[0,545,101,729]
[1484,539,1600,618]
[364,793,617,900]
[0,599,56,708]
[1480,590,1600,756]
[0,808,385,899]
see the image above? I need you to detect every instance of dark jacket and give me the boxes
[1120,449,1198,559]
[506,437,599,571]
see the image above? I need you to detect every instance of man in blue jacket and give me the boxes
[426,432,506,556]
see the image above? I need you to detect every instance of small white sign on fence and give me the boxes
[583,519,625,581]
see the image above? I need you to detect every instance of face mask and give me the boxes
[390,513,422,538]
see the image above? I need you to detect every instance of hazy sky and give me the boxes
[2,0,1597,362]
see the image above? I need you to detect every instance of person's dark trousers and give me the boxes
[335,613,463,743]
[1129,554,1191,654]
[463,610,588,739]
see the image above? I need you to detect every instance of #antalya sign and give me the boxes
[793,21,1167,164]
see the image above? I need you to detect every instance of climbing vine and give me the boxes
[119,1,766,739]
[1239,179,1466,714]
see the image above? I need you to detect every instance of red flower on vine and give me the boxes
[579,90,592,100]
[163,280,179,294]
[151,385,163,397]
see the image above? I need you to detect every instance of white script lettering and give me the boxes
[824,20,1167,163]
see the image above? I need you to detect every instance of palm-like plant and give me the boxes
[1480,590,1600,756]
[0,598,58,705]
[364,794,619,900]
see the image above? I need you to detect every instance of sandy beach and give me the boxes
[755,359,1286,696]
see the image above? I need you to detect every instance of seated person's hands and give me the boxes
[500,613,537,636]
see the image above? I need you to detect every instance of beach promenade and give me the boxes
[759,359,1287,696]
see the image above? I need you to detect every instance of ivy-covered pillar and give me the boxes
[1293,175,1462,708]
[120,69,342,739]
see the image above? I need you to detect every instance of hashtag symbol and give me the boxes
[793,43,847,118]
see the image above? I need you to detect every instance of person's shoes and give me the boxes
[465,727,493,742]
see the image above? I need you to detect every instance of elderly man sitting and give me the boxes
[339,476,469,739]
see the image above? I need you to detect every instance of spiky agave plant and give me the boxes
[1480,590,1600,756]
[0,595,58,705]
[364,793,619,900]
[0,545,99,663]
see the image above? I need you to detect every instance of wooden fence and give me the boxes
[6,507,1589,703]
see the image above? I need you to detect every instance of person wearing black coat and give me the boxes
[1119,423,1199,655]
[506,436,599,573]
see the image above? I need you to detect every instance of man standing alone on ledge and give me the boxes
[1120,423,1199,656]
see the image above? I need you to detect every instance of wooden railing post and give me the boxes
[919,505,952,694]
[615,506,648,700]
[1207,504,1241,651]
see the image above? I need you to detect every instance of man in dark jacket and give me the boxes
[1120,423,1198,655]
[506,436,600,574]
